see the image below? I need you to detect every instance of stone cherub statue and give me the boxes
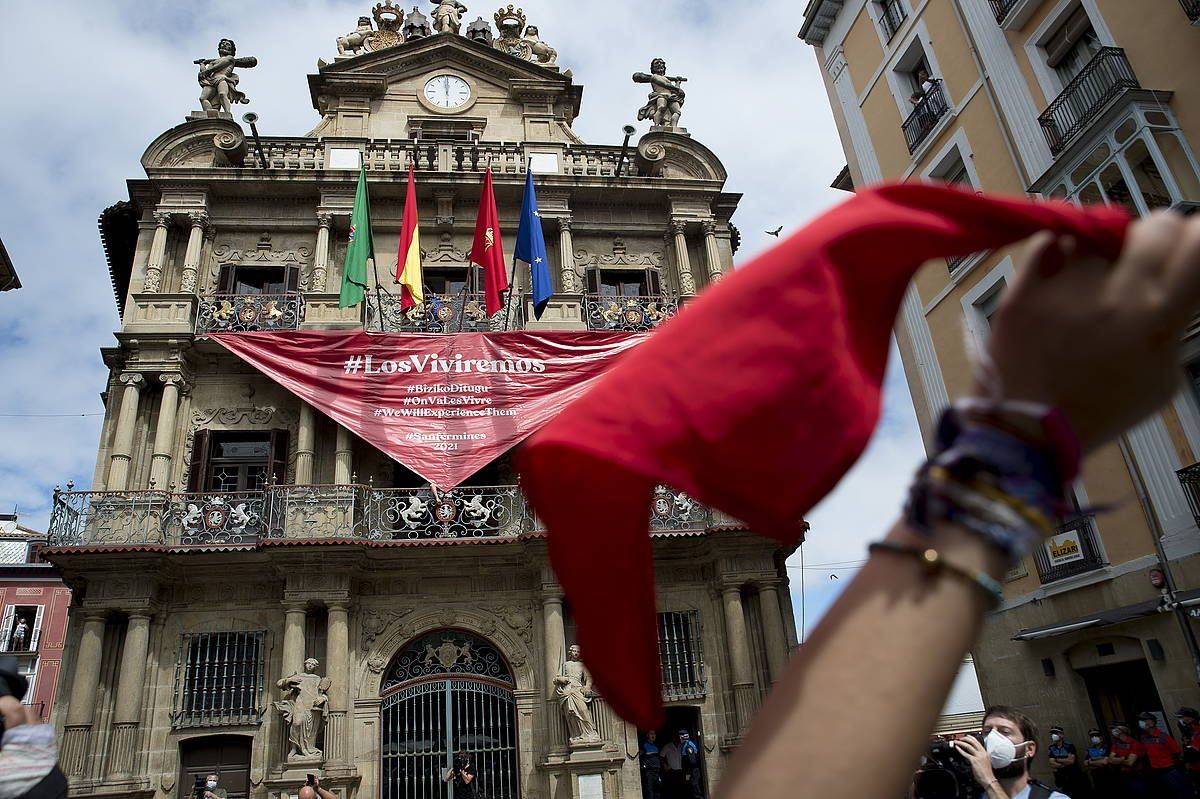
[338,17,376,55]
[274,658,331,761]
[522,26,557,65]
[194,39,259,116]
[634,58,687,130]
[430,0,469,34]
[554,645,601,745]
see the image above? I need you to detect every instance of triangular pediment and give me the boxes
[309,33,574,104]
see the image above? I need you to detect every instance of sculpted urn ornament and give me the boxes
[554,645,601,746]
[274,658,331,762]
[194,39,258,116]
[634,58,688,130]
[465,17,494,45]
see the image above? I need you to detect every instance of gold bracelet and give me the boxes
[868,541,1004,605]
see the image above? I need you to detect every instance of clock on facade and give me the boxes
[423,74,472,110]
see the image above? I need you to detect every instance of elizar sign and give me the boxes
[1045,531,1085,567]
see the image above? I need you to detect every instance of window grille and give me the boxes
[657,610,705,701]
[172,630,267,728]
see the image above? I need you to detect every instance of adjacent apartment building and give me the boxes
[41,5,797,799]
[0,514,72,721]
[801,0,1200,742]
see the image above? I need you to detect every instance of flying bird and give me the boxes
[766,226,783,237]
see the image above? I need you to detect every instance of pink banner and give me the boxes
[211,331,647,490]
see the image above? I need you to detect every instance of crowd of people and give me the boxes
[639,729,705,799]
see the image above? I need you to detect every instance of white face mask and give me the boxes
[1138,721,1150,731]
[985,729,1028,769]
[1051,734,1062,742]
[1091,736,1102,744]
[206,782,217,789]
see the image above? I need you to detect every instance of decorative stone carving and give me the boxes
[182,405,298,489]
[274,658,330,761]
[465,17,494,45]
[402,6,432,41]
[430,0,468,34]
[208,236,312,293]
[522,26,556,65]
[634,58,687,130]
[484,604,533,643]
[338,17,376,55]
[360,607,414,649]
[493,5,532,60]
[554,645,600,745]
[194,39,258,116]
[367,655,386,674]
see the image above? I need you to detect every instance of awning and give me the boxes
[1012,588,1200,641]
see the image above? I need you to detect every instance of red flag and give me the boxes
[517,183,1130,729]
[472,168,509,316]
[396,166,424,311]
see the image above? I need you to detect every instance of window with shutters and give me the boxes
[1043,5,1100,87]
[1,604,43,653]
[216,265,300,296]
[172,630,267,728]
[187,430,290,493]
[657,610,705,701]
[586,267,662,298]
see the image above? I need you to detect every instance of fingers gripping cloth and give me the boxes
[517,183,1129,730]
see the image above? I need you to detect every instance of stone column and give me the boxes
[335,425,353,485]
[326,601,351,762]
[281,601,307,676]
[109,611,153,776]
[312,213,333,292]
[148,374,185,490]
[62,610,107,776]
[721,584,757,731]
[179,211,209,293]
[670,219,696,297]
[143,212,172,294]
[541,588,565,698]
[558,218,577,293]
[295,402,316,485]
[701,220,725,284]
[107,372,145,491]
[757,581,790,682]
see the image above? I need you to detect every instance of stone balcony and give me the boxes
[45,484,732,550]
[583,293,679,332]
[196,293,305,334]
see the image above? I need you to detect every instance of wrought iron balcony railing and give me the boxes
[1177,462,1200,527]
[878,0,907,39]
[1038,48,1140,156]
[1032,514,1106,584]
[368,291,522,334]
[988,0,1020,23]
[903,81,950,154]
[244,138,641,178]
[196,293,303,334]
[47,484,719,548]
[1182,0,1200,23]
[584,294,679,332]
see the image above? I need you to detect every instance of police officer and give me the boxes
[1084,728,1117,799]
[1047,725,1092,798]
[678,730,703,799]
[1177,707,1200,797]
[1136,712,1188,798]
[640,730,663,799]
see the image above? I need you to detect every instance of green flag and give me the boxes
[339,165,373,308]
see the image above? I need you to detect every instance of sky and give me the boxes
[0,1,953,688]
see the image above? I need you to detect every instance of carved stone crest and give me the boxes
[423,638,475,669]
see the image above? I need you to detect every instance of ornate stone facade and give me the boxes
[46,8,785,799]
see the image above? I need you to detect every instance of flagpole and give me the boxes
[502,162,532,331]
[366,164,387,333]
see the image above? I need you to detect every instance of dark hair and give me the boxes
[984,705,1038,744]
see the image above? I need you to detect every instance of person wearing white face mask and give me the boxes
[1082,729,1115,799]
[1047,726,1091,799]
[949,706,1066,799]
[201,774,226,799]
[1106,724,1147,797]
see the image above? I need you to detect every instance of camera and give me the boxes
[193,775,208,799]
[912,733,985,799]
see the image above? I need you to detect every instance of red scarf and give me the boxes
[519,184,1129,728]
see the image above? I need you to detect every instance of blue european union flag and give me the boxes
[515,170,552,320]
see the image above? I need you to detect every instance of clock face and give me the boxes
[424,74,472,110]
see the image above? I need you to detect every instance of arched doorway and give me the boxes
[178,734,251,799]
[381,629,518,799]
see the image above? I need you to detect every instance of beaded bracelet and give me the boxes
[868,541,1004,606]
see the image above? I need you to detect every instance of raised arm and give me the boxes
[719,212,1200,799]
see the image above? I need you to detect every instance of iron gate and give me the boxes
[381,630,518,799]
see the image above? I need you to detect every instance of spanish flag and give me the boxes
[395,166,423,311]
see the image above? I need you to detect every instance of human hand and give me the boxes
[0,695,39,731]
[952,735,996,788]
[980,212,1200,452]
